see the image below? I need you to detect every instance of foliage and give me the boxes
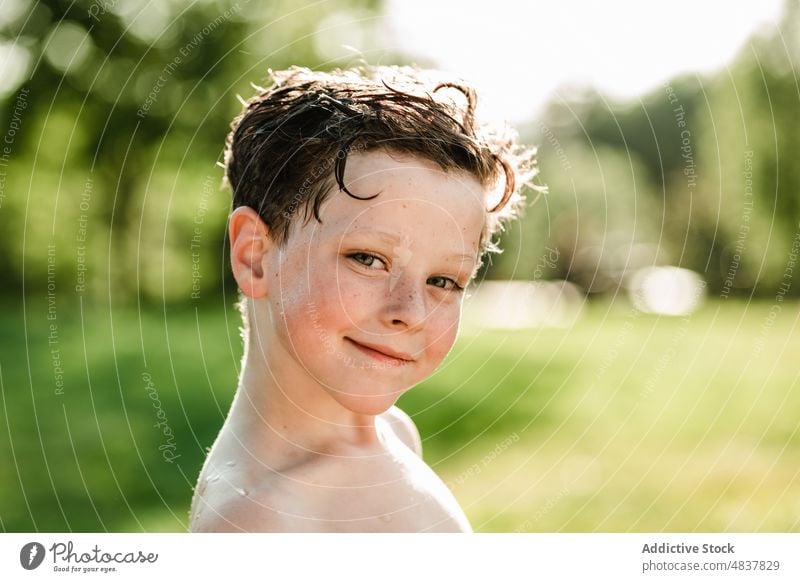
[0,0,385,302]
[495,4,800,297]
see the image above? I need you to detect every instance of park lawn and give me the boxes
[410,299,800,531]
[1,296,797,532]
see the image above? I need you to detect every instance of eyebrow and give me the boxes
[342,229,477,263]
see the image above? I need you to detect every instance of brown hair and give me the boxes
[224,65,539,257]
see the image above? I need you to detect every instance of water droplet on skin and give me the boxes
[206,474,220,483]
[226,460,236,467]
[236,488,249,497]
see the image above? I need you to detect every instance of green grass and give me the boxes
[1,296,798,532]
[407,300,800,531]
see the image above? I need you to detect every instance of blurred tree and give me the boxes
[677,0,800,296]
[512,0,800,296]
[0,0,384,303]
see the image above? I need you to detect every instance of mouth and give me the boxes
[344,337,414,365]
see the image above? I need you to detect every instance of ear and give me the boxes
[229,206,273,298]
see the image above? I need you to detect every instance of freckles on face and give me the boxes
[263,150,488,410]
[333,203,478,345]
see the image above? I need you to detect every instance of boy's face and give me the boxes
[257,150,487,415]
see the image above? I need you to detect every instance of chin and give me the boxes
[334,392,401,416]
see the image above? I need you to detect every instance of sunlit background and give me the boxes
[1,0,798,532]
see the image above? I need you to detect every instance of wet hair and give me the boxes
[223,65,540,257]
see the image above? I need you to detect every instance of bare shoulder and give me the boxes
[380,405,423,457]
[190,464,318,533]
[190,486,294,533]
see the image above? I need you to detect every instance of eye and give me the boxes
[427,276,464,292]
[348,252,387,270]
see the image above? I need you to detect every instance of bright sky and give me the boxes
[385,0,786,122]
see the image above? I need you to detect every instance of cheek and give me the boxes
[424,302,462,364]
[315,257,390,328]
[268,253,333,352]
[277,262,368,344]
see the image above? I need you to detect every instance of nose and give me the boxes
[381,271,427,331]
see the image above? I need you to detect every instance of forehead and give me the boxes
[311,150,488,251]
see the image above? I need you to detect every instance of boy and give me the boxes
[189,65,536,532]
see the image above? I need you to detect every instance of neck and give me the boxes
[222,329,384,468]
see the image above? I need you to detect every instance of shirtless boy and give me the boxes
[189,66,535,532]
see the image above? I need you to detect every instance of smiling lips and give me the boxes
[344,337,414,365]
